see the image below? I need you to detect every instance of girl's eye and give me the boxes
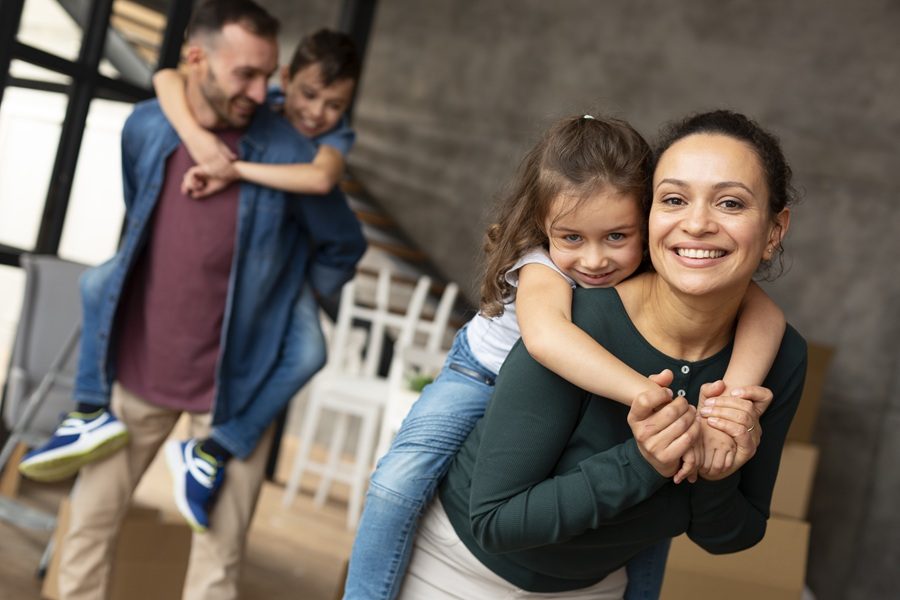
[607,232,625,242]
[562,234,582,243]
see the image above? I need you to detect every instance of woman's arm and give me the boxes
[231,144,346,195]
[152,69,235,178]
[687,330,807,554]
[697,283,784,475]
[516,263,657,405]
[468,346,687,552]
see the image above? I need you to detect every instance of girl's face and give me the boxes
[545,189,644,288]
[280,63,355,138]
[649,133,790,298]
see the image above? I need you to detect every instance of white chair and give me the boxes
[373,280,459,462]
[373,345,450,464]
[282,268,432,530]
[1,254,87,533]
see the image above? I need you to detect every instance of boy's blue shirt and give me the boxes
[73,99,366,433]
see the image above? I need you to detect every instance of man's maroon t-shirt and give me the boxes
[116,131,242,413]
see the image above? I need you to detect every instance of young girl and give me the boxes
[343,114,785,599]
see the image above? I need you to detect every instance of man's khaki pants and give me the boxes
[59,384,274,600]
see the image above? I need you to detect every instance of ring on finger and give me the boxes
[746,424,755,433]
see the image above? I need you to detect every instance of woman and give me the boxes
[397,110,807,599]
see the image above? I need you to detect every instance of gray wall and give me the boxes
[265,1,900,598]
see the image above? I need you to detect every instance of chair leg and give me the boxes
[314,413,349,509]
[0,441,27,498]
[347,406,378,530]
[283,397,323,507]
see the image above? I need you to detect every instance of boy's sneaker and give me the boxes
[164,439,225,533]
[18,408,129,482]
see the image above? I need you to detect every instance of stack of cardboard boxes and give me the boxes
[661,342,833,600]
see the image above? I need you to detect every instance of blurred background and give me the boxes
[0,1,897,599]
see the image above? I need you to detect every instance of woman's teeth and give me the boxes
[676,248,725,259]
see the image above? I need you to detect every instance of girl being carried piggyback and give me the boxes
[343,114,785,600]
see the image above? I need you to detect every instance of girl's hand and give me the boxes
[628,369,701,479]
[698,381,771,479]
[695,380,737,477]
[672,439,701,484]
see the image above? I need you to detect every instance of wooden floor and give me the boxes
[0,432,356,600]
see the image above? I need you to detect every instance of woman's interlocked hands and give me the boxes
[628,371,773,483]
[627,369,701,480]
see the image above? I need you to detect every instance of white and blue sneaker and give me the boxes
[164,439,224,533]
[18,408,129,482]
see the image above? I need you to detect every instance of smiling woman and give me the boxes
[394,110,807,600]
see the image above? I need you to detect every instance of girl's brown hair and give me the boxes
[479,115,651,317]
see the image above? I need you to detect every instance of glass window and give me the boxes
[17,0,84,63]
[8,59,71,86]
[58,98,132,266]
[0,264,26,387]
[0,87,68,252]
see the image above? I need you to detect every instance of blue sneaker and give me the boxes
[18,408,129,482]
[165,439,225,532]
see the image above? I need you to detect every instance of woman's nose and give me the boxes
[682,203,716,236]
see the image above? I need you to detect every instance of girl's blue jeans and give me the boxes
[342,326,669,599]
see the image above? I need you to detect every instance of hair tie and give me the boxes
[582,114,595,120]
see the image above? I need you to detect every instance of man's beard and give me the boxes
[199,66,253,128]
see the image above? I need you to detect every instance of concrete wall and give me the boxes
[264,1,900,598]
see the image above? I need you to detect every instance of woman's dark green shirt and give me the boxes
[439,287,807,593]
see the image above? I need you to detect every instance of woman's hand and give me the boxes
[698,381,773,480]
[628,369,701,479]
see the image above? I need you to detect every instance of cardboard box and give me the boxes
[661,516,810,600]
[770,441,819,520]
[787,342,833,443]
[43,498,191,600]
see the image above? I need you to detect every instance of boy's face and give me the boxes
[280,63,356,138]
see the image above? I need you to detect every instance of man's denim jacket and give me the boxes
[72,99,366,437]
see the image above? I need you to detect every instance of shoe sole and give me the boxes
[164,441,208,533]
[18,430,130,482]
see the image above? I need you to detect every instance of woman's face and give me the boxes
[649,133,789,298]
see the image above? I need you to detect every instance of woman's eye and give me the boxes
[718,198,744,210]
[661,196,685,206]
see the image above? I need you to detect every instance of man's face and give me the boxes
[192,23,278,128]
